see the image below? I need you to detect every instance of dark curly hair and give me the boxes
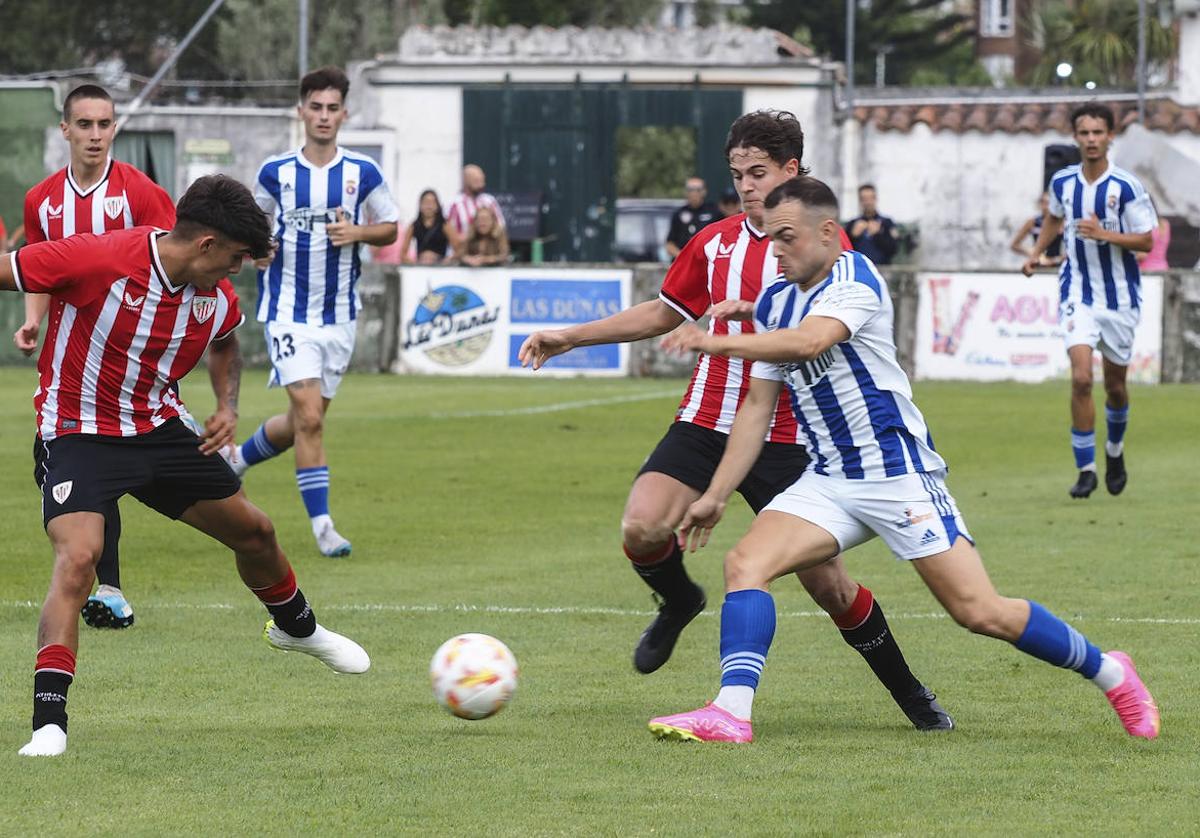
[725,110,810,173]
[174,175,272,259]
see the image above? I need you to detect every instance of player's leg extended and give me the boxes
[623,471,707,673]
[1101,356,1130,495]
[795,558,953,730]
[20,512,105,757]
[911,539,1159,739]
[179,491,368,673]
[650,511,840,742]
[81,501,135,630]
[1067,343,1099,498]
[283,381,348,557]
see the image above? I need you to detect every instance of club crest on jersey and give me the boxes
[104,196,126,220]
[191,297,218,324]
[52,481,73,504]
[345,180,357,195]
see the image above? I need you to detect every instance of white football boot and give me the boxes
[264,621,370,674]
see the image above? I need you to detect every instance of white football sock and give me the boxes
[1092,653,1126,692]
[713,685,754,720]
[1105,440,1123,457]
[310,513,333,536]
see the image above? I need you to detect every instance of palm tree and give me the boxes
[1027,0,1174,87]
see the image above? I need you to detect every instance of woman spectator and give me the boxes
[400,189,457,264]
[1137,200,1171,272]
[1010,192,1063,267]
[461,204,509,267]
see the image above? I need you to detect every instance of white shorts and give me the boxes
[762,469,973,561]
[265,320,357,399]
[1059,301,1140,366]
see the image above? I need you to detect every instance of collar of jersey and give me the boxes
[742,217,766,240]
[1078,161,1113,188]
[295,145,345,171]
[66,157,114,198]
[148,230,186,296]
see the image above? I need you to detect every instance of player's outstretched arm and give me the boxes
[663,315,849,364]
[678,377,780,552]
[200,332,242,455]
[518,298,684,370]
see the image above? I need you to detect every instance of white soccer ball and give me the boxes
[430,633,519,720]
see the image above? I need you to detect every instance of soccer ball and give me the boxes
[430,633,519,720]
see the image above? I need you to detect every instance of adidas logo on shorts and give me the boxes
[919,528,940,546]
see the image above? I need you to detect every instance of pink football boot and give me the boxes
[648,702,753,743]
[1103,651,1160,739]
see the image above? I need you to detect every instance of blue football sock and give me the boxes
[1070,428,1096,470]
[1015,600,1102,679]
[1105,405,1129,455]
[719,589,776,690]
[296,466,330,519]
[240,423,281,467]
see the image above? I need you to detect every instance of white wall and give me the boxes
[368,86,463,228]
[743,85,838,193]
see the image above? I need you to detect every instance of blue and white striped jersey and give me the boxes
[254,147,399,325]
[750,251,945,480]
[1048,163,1156,312]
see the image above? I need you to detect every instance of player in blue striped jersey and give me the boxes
[647,176,1158,744]
[226,67,399,557]
[1022,103,1156,499]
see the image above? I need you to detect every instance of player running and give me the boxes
[226,66,399,557]
[649,175,1158,743]
[1022,103,1156,499]
[519,111,952,730]
[13,84,203,630]
[2,175,370,757]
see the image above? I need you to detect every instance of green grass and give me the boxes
[0,368,1197,835]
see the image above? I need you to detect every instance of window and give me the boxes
[980,0,1014,37]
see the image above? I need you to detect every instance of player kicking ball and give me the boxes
[1,175,369,757]
[649,176,1158,743]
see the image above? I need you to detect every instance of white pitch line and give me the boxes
[429,389,680,419]
[0,599,1196,625]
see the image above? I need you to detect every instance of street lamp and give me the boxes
[1056,62,1073,80]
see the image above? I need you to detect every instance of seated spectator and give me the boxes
[1137,200,1171,272]
[847,183,899,264]
[461,205,509,267]
[447,164,505,239]
[400,189,457,264]
[717,187,741,218]
[1011,192,1063,267]
[666,176,721,260]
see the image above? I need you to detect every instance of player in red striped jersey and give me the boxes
[2,175,369,757]
[13,85,186,631]
[520,111,951,729]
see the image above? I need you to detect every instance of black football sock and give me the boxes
[835,586,922,698]
[95,502,122,589]
[626,540,701,605]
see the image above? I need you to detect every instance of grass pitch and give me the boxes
[0,367,1196,835]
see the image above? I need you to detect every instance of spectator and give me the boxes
[461,205,509,267]
[1137,200,1171,272]
[1011,192,1063,267]
[717,187,741,218]
[400,189,457,264]
[847,183,899,264]
[665,176,721,260]
[447,164,505,239]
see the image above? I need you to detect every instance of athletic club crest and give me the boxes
[52,481,73,504]
[191,297,218,324]
[103,196,126,221]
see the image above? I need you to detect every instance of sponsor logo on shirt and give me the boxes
[895,506,934,529]
[47,203,63,218]
[716,242,736,259]
[123,291,145,310]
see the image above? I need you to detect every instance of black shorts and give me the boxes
[637,421,812,514]
[35,419,241,527]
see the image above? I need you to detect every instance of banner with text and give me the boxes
[915,272,1162,383]
[399,267,632,376]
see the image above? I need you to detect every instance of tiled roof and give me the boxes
[853,97,1200,134]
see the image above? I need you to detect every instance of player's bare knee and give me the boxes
[53,546,101,594]
[233,509,278,556]
[620,515,672,557]
[948,597,1007,638]
[797,567,857,614]
[1070,371,1092,398]
[724,545,768,591]
[293,409,324,438]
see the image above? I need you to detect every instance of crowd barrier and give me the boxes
[1,265,1197,383]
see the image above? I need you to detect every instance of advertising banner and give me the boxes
[915,272,1162,383]
[399,267,632,376]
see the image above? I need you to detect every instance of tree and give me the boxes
[1026,0,1174,87]
[745,0,982,87]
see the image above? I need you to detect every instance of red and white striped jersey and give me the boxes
[658,213,852,443]
[445,190,506,237]
[23,158,175,244]
[9,228,243,441]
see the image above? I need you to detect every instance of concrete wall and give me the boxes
[743,85,838,194]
